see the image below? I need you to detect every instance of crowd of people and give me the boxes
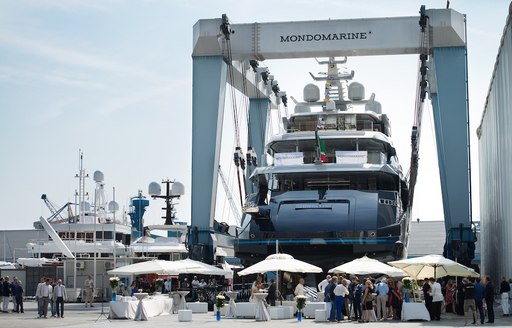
[0,276,24,313]
[33,277,69,318]
[245,273,512,324]
[316,274,512,324]
[0,275,69,318]
[110,275,224,304]
[1,272,512,323]
[317,274,404,323]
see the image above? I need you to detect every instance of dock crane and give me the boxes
[40,194,75,224]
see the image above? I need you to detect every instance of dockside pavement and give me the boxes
[1,300,511,328]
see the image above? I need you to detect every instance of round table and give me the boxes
[177,290,190,310]
[133,293,149,301]
[170,292,181,314]
[225,291,238,318]
[253,292,270,321]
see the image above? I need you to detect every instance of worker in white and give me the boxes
[317,275,331,302]
[294,278,305,297]
[318,275,331,291]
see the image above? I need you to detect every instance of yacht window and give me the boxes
[269,138,389,165]
[259,172,397,192]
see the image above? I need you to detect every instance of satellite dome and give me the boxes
[148,182,161,196]
[171,181,185,196]
[348,82,365,101]
[108,201,119,212]
[303,84,320,102]
[93,170,104,182]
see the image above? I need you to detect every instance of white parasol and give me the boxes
[328,255,406,277]
[108,258,230,276]
[388,254,480,279]
[237,253,322,276]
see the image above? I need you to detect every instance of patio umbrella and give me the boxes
[328,255,406,277]
[108,259,177,275]
[237,253,322,304]
[237,253,322,276]
[108,259,230,276]
[175,258,231,276]
[388,254,480,279]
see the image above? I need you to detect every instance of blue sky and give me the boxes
[0,0,509,230]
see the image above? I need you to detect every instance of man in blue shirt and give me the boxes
[376,278,389,320]
[474,277,485,324]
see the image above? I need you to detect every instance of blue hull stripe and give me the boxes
[238,239,397,245]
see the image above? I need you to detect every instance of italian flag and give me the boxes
[315,129,329,163]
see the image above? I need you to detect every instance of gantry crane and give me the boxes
[189,7,475,266]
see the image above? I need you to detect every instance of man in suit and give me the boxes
[37,278,53,318]
[52,279,67,318]
[485,276,495,323]
[266,279,277,306]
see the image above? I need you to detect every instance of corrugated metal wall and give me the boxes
[477,6,512,284]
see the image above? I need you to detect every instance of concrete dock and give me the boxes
[1,300,511,328]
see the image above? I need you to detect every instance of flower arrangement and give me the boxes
[109,277,120,289]
[296,295,306,310]
[215,293,225,309]
[402,277,419,291]
[155,278,163,290]
[401,277,420,302]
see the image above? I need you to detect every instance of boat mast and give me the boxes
[74,149,88,288]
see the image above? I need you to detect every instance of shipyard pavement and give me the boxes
[1,300,512,328]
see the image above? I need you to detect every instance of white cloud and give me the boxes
[0,65,108,90]
[0,33,171,83]
[20,0,113,13]
[97,80,189,116]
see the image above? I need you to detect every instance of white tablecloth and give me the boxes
[225,291,238,318]
[109,298,172,320]
[401,302,431,321]
[109,300,138,319]
[254,293,271,321]
[170,292,181,314]
[177,291,189,310]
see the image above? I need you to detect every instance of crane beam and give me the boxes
[193,10,465,60]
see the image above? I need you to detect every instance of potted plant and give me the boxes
[215,293,225,321]
[296,295,307,321]
[154,278,163,293]
[402,277,419,302]
[109,277,120,301]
